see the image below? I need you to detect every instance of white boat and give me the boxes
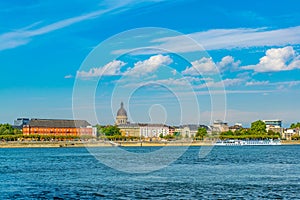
[215,139,281,146]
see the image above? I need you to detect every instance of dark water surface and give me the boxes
[1,146,300,199]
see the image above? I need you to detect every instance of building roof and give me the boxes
[117,102,127,117]
[181,124,199,131]
[28,119,91,128]
[213,120,228,125]
[118,123,169,128]
[138,123,168,127]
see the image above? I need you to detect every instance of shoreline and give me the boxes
[0,140,300,148]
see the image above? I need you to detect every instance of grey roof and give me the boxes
[118,123,140,128]
[138,123,168,127]
[29,119,91,128]
[180,124,209,131]
[118,123,168,128]
[117,102,127,117]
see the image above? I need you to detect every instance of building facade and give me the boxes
[180,125,199,138]
[13,118,30,130]
[22,119,96,137]
[118,123,140,137]
[115,102,128,125]
[283,128,299,140]
[211,120,229,133]
[263,119,283,135]
[118,123,170,138]
[139,123,169,138]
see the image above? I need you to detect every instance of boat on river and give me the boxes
[215,139,281,146]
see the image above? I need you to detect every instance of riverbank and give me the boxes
[0,140,299,148]
[0,141,211,148]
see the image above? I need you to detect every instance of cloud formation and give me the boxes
[0,9,113,51]
[153,26,300,52]
[243,46,300,72]
[246,80,269,86]
[77,60,126,78]
[77,54,172,79]
[182,55,240,75]
[0,0,171,51]
[124,54,173,76]
[113,26,300,55]
[64,74,73,79]
[182,57,216,75]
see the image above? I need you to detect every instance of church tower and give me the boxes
[116,102,128,125]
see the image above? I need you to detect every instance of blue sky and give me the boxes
[1,0,300,127]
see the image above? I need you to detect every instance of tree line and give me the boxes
[219,120,280,140]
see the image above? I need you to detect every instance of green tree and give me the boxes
[291,134,300,140]
[290,122,300,129]
[250,120,266,135]
[195,127,207,140]
[99,125,121,136]
[163,134,175,140]
[0,124,14,135]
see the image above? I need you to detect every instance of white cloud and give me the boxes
[125,54,173,76]
[195,78,245,89]
[272,80,300,89]
[121,78,189,89]
[77,54,172,80]
[64,74,73,79]
[77,60,126,78]
[218,56,241,72]
[243,46,300,72]
[246,80,269,86]
[0,9,113,51]
[182,57,216,75]
[113,26,300,54]
[182,56,240,75]
[0,0,171,51]
[222,78,245,87]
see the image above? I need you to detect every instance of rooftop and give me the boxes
[28,119,91,128]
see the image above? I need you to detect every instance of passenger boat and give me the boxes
[215,139,281,146]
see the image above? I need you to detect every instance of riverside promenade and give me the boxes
[0,140,299,148]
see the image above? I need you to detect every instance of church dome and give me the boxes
[117,102,127,116]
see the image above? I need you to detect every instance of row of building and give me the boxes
[9,102,298,140]
[116,102,228,138]
[116,102,300,140]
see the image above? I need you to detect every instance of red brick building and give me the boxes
[23,119,96,136]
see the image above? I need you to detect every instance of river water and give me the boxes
[1,146,300,199]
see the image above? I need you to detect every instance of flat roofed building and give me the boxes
[283,128,299,140]
[139,123,169,138]
[211,120,229,132]
[263,119,282,128]
[263,119,283,135]
[13,118,30,130]
[23,119,96,137]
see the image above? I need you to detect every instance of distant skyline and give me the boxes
[1,0,300,127]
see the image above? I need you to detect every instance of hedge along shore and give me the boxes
[0,140,299,148]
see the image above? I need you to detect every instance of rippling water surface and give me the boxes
[1,146,300,199]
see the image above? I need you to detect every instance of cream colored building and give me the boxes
[283,128,299,140]
[119,123,140,137]
[139,123,169,138]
